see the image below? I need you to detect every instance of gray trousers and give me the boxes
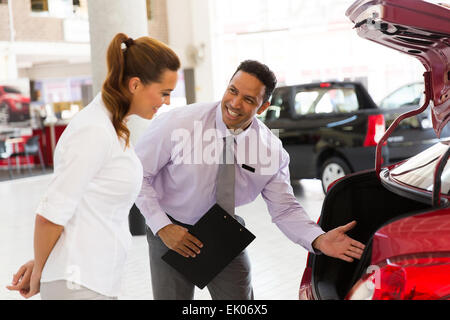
[146,217,254,300]
[40,280,117,300]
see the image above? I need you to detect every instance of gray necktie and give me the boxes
[216,135,235,216]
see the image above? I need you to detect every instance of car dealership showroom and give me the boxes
[1,0,449,304]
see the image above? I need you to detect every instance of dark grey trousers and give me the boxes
[146,217,254,300]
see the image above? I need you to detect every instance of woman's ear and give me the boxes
[128,77,141,94]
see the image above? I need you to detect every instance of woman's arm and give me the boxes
[27,214,64,298]
[7,214,64,298]
[33,214,64,270]
[8,126,112,298]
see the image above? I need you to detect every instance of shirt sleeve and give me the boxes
[36,125,113,226]
[260,148,325,252]
[134,115,173,235]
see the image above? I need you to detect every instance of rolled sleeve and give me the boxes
[261,149,325,252]
[36,125,113,226]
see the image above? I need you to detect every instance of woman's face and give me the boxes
[128,69,178,120]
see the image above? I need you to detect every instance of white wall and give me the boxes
[208,0,425,103]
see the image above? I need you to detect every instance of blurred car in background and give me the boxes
[262,81,389,192]
[299,0,450,300]
[378,82,450,163]
[261,78,449,192]
[0,85,31,124]
[379,82,424,111]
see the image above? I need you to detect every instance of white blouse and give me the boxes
[36,93,143,297]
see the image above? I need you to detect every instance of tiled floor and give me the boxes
[0,174,324,300]
[0,166,51,183]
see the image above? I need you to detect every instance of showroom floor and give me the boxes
[0,166,51,183]
[0,174,324,300]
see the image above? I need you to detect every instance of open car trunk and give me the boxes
[311,169,432,300]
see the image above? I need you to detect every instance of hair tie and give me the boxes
[124,37,134,48]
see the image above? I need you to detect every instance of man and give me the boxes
[135,60,365,300]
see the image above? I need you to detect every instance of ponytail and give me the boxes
[101,33,180,147]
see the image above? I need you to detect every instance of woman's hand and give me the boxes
[6,260,40,298]
[23,267,42,298]
[8,214,64,299]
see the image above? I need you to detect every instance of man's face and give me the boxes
[221,71,270,131]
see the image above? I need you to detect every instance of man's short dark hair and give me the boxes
[231,60,277,103]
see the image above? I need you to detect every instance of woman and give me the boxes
[6,33,180,300]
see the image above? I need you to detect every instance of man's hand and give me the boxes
[6,260,40,298]
[312,221,365,263]
[157,224,203,258]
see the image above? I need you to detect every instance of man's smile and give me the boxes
[225,105,240,119]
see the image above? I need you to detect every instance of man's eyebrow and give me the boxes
[229,85,256,101]
[244,94,256,102]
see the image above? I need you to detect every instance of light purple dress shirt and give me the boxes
[134,102,325,252]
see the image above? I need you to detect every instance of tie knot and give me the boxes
[224,135,234,144]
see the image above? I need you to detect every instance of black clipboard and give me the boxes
[161,204,256,289]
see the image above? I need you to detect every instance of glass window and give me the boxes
[72,0,87,18]
[332,88,359,113]
[316,93,335,113]
[146,0,152,20]
[258,87,289,121]
[379,83,424,110]
[294,87,358,115]
[31,0,48,12]
[295,91,319,115]
[31,0,78,17]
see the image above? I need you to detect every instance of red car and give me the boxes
[299,0,450,300]
[0,85,31,123]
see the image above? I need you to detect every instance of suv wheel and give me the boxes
[320,157,351,193]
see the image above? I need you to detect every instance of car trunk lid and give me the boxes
[346,0,450,137]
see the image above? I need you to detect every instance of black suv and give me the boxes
[260,81,449,192]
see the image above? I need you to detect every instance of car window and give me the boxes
[259,87,290,121]
[389,140,450,194]
[295,91,319,114]
[294,88,359,115]
[379,83,424,110]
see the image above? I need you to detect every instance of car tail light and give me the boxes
[320,82,331,88]
[364,114,386,147]
[346,255,450,300]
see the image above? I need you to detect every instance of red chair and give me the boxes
[9,135,46,175]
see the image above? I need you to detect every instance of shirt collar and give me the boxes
[214,102,259,144]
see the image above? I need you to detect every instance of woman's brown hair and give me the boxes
[101,33,180,147]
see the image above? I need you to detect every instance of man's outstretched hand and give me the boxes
[312,221,365,263]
